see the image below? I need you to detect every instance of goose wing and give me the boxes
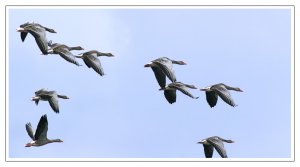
[169,83,198,99]
[33,27,49,55]
[83,54,104,76]
[153,59,176,82]
[55,47,81,66]
[19,23,30,42]
[48,93,60,113]
[207,137,228,158]
[25,123,35,140]
[20,32,28,42]
[151,66,166,88]
[205,91,218,107]
[164,89,176,104]
[34,115,48,140]
[203,144,214,158]
[211,85,236,107]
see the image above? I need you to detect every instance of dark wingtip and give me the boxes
[159,88,165,91]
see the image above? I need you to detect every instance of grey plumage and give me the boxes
[198,136,234,158]
[47,41,83,66]
[76,50,114,76]
[200,83,243,107]
[160,82,199,104]
[31,89,69,113]
[144,57,186,88]
[25,115,63,147]
[17,22,56,54]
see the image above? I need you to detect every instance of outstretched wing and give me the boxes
[207,138,228,158]
[25,123,35,140]
[151,66,166,88]
[20,32,28,42]
[55,47,81,66]
[203,144,214,158]
[48,94,60,113]
[33,27,49,55]
[211,85,236,107]
[84,54,105,76]
[169,83,198,99]
[205,91,218,107]
[34,115,48,140]
[164,89,176,104]
[153,59,176,82]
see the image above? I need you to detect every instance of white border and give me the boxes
[3,4,295,163]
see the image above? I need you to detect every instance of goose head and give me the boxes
[197,139,207,144]
[16,27,26,32]
[235,88,243,92]
[144,63,152,67]
[31,96,40,101]
[105,53,114,57]
[25,141,35,147]
[172,60,187,65]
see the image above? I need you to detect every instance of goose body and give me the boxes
[200,83,243,107]
[31,89,69,113]
[160,82,199,104]
[47,41,83,66]
[144,57,186,88]
[17,22,56,54]
[197,136,234,158]
[76,50,114,76]
[25,114,63,147]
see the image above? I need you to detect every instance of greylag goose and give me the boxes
[75,50,114,76]
[31,89,69,113]
[200,83,243,107]
[160,82,199,104]
[144,57,186,88]
[47,41,83,66]
[197,136,234,158]
[25,114,63,147]
[16,22,56,55]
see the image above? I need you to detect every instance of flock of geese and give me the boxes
[17,22,243,158]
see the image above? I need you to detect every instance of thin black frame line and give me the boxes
[4,5,295,162]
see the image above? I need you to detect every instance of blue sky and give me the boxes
[8,7,292,159]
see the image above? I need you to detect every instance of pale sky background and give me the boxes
[7,7,292,159]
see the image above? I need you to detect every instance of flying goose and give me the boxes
[16,22,56,54]
[160,82,199,104]
[197,136,234,158]
[200,83,243,107]
[75,50,114,76]
[144,57,186,88]
[31,88,69,113]
[47,41,83,66]
[25,114,63,147]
